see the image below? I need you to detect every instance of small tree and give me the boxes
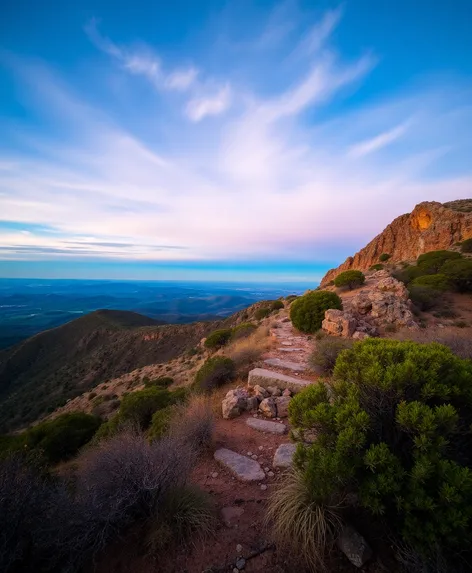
[333,270,365,290]
[195,356,235,392]
[442,258,472,292]
[411,273,451,291]
[204,329,232,350]
[369,263,383,271]
[290,291,342,333]
[379,253,391,262]
[417,250,461,274]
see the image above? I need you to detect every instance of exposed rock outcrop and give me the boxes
[321,201,472,286]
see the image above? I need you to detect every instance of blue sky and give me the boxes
[1,0,471,283]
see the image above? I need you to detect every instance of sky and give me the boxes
[0,0,471,283]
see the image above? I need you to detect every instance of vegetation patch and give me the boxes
[379,253,391,262]
[194,356,235,392]
[333,270,365,290]
[204,328,233,350]
[290,291,342,334]
[369,263,384,271]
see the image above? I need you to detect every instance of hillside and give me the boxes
[0,303,270,432]
[321,200,472,286]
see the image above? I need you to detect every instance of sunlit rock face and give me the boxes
[321,200,472,286]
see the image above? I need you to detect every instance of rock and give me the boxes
[211,472,218,478]
[222,388,249,419]
[247,451,252,456]
[275,396,291,418]
[259,446,264,451]
[264,358,306,372]
[320,201,472,286]
[214,448,265,482]
[246,396,259,411]
[337,525,373,567]
[352,331,369,340]
[248,368,312,393]
[259,397,277,418]
[236,544,243,553]
[260,484,267,491]
[233,569,239,573]
[264,466,269,472]
[268,471,275,477]
[235,557,246,570]
[252,384,269,400]
[281,341,292,346]
[279,347,303,352]
[273,443,297,468]
[246,417,287,435]
[266,386,282,396]
[282,389,292,397]
[322,309,357,337]
[251,455,258,460]
[221,506,244,527]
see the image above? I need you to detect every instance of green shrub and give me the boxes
[309,337,353,375]
[290,291,342,334]
[408,285,440,311]
[254,307,271,320]
[194,356,235,392]
[369,263,384,271]
[411,273,451,291]
[0,434,24,459]
[417,250,462,273]
[270,300,284,311]
[379,253,391,262]
[289,339,472,565]
[285,295,299,303]
[393,265,426,285]
[144,376,174,388]
[460,238,472,253]
[119,387,174,430]
[24,413,101,463]
[333,270,365,290]
[231,322,257,340]
[148,406,175,442]
[442,258,472,292]
[204,328,232,350]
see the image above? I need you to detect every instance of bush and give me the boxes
[289,339,472,566]
[144,376,174,388]
[408,285,440,311]
[369,263,384,271]
[441,258,472,292]
[270,299,284,311]
[194,356,235,392]
[148,406,175,442]
[118,387,174,430]
[379,253,391,262]
[168,395,214,452]
[333,270,365,290]
[231,322,257,340]
[309,337,353,375]
[24,413,101,463]
[411,273,451,291]
[417,250,462,273]
[204,328,232,350]
[290,291,342,334]
[460,238,472,253]
[285,295,299,303]
[393,265,426,285]
[254,307,271,320]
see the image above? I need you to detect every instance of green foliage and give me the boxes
[408,285,439,311]
[231,322,257,340]
[194,356,235,392]
[417,250,462,274]
[460,238,472,253]
[394,265,426,285]
[290,338,472,563]
[290,291,342,334]
[144,376,174,388]
[309,337,353,375]
[24,413,101,463]
[270,299,285,311]
[441,258,472,292]
[411,273,451,291]
[369,263,384,271]
[119,387,174,430]
[254,307,271,320]
[285,295,299,303]
[148,406,175,442]
[333,270,365,290]
[204,328,232,350]
[379,253,391,262]
[0,434,24,459]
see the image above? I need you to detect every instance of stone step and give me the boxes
[281,341,293,346]
[246,417,287,435]
[279,347,303,352]
[214,448,265,482]
[273,443,297,468]
[264,358,307,372]
[248,368,313,393]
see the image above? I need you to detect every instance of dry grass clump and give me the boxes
[393,327,472,359]
[265,469,342,571]
[225,326,272,370]
[309,336,353,375]
[168,394,214,452]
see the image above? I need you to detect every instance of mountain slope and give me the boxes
[320,200,472,286]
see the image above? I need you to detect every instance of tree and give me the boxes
[290,291,342,333]
[442,258,472,292]
[333,270,366,290]
[417,250,461,274]
[411,273,451,291]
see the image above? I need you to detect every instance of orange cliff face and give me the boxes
[320,200,472,287]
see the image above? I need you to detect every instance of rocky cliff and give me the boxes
[320,200,472,286]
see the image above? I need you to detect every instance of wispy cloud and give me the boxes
[348,120,411,157]
[186,84,232,121]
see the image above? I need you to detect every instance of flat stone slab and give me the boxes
[214,448,265,482]
[273,443,297,468]
[264,358,306,372]
[281,341,293,346]
[279,347,303,352]
[248,368,312,393]
[246,417,287,435]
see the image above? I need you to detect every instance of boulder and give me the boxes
[222,388,249,419]
[275,396,291,418]
[253,384,269,400]
[273,443,297,468]
[322,309,357,337]
[282,389,292,397]
[246,417,287,435]
[248,368,312,393]
[259,397,277,418]
[267,386,282,397]
[263,358,306,373]
[214,448,265,482]
[245,396,259,411]
[337,525,373,568]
